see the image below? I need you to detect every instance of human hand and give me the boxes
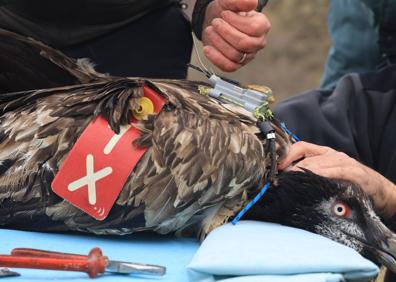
[278,141,396,218]
[202,0,270,72]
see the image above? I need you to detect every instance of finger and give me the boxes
[292,153,345,170]
[307,166,366,185]
[218,0,258,12]
[212,18,266,53]
[287,163,346,181]
[221,10,271,37]
[290,162,361,186]
[308,167,347,180]
[297,151,357,171]
[278,141,333,170]
[203,45,245,72]
[203,26,256,64]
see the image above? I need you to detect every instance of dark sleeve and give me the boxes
[274,65,396,184]
[191,0,268,40]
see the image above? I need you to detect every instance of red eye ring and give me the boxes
[332,202,351,218]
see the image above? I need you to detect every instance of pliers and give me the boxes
[0,247,166,278]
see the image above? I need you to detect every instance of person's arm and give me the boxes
[192,0,270,72]
[279,141,396,219]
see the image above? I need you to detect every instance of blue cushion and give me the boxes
[187,221,379,282]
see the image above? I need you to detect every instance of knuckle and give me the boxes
[263,16,271,32]
[349,157,359,166]
[217,23,231,38]
[356,166,367,177]
[298,141,309,148]
[212,18,224,30]
[203,26,214,38]
[237,36,253,51]
[323,146,335,153]
[337,152,357,163]
[258,37,267,49]
[337,167,346,178]
[249,21,262,34]
[231,50,242,62]
[334,152,344,161]
[336,152,349,160]
[212,18,221,26]
[223,62,238,72]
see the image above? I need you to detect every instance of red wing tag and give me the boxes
[51,86,166,220]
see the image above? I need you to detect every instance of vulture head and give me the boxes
[246,170,396,272]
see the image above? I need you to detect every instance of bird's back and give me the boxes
[0,56,289,238]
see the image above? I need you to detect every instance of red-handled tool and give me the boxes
[0,247,166,278]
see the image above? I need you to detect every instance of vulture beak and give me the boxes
[364,218,396,273]
[375,232,396,273]
[343,217,396,272]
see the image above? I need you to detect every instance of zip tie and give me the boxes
[280,122,300,142]
[232,181,271,225]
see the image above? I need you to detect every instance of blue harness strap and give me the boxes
[232,181,271,225]
[232,121,300,225]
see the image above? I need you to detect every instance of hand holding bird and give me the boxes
[202,0,270,72]
[279,141,396,218]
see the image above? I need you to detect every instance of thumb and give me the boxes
[218,0,258,12]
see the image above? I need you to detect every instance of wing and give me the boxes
[0,78,151,231]
[0,28,109,93]
[0,27,291,236]
[58,81,290,238]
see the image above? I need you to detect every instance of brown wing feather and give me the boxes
[0,79,153,229]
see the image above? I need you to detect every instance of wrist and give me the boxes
[192,0,214,40]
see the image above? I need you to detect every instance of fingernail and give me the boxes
[212,18,222,28]
[220,10,231,19]
[203,46,211,56]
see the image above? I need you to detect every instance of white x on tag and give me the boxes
[68,154,113,205]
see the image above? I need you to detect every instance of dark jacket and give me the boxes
[0,0,177,47]
[275,64,396,184]
[0,0,268,48]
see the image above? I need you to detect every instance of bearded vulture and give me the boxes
[0,28,395,275]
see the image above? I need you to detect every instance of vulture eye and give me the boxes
[332,202,351,218]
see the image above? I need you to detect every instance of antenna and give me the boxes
[191,34,214,77]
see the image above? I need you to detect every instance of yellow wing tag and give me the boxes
[133,97,154,120]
